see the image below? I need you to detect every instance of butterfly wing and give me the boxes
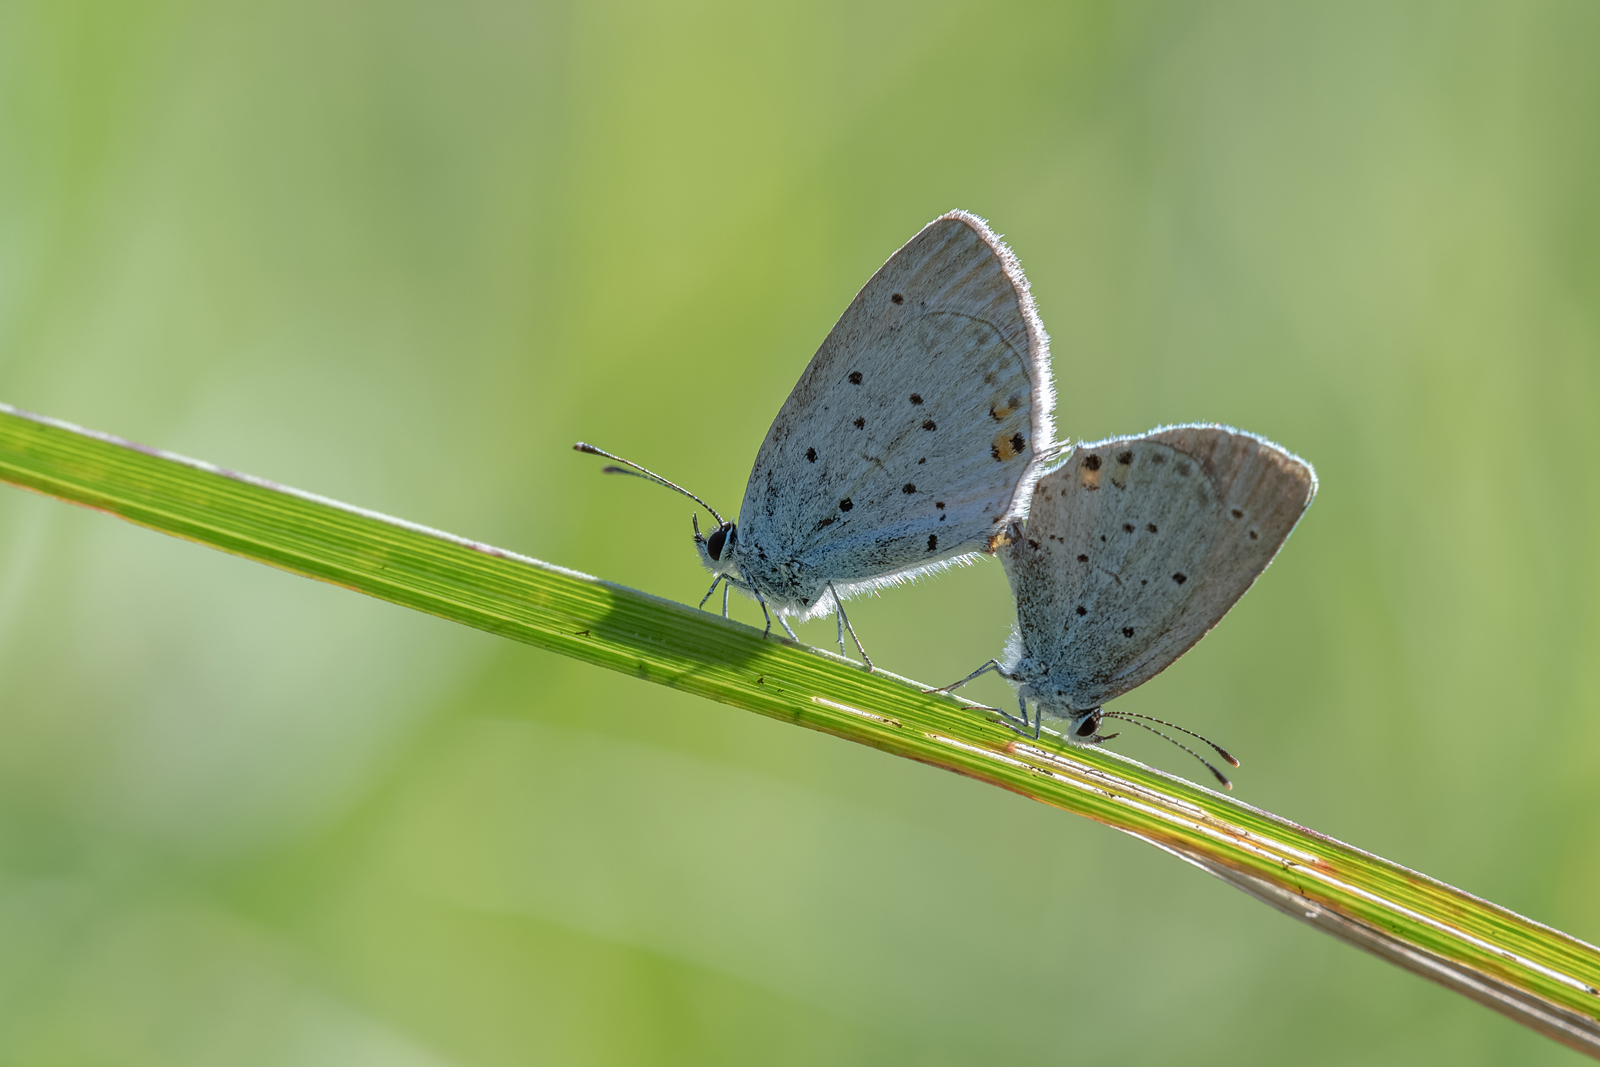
[737,211,1056,612]
[1004,425,1315,709]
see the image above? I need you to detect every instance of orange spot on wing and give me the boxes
[986,525,1017,552]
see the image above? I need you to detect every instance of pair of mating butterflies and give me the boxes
[578,211,1315,788]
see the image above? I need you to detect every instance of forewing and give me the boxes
[737,211,1055,600]
[1004,425,1314,708]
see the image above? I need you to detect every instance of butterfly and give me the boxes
[579,210,1059,667]
[930,424,1316,785]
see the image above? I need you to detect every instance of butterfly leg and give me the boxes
[921,659,1005,695]
[698,574,724,610]
[923,661,1034,736]
[779,616,799,641]
[721,581,730,619]
[990,696,1038,739]
[828,582,874,671]
[751,589,773,639]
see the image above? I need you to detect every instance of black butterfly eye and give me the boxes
[706,525,730,561]
[1075,711,1101,738]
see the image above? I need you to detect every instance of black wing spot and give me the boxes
[935,501,945,509]
[1117,450,1133,465]
[909,393,923,405]
[848,371,863,384]
[853,417,865,429]
[1076,554,1088,562]
[917,457,925,464]
[1083,453,1102,471]
[1172,572,1187,585]
[1076,605,1087,616]
[1147,523,1158,533]
[1010,432,1025,454]
[1100,535,1107,542]
[1140,579,1148,586]
[1175,461,1191,476]
[1122,523,1133,533]
[1122,626,1134,638]
[891,293,905,305]
[1249,529,1259,540]
[806,447,817,463]
[839,498,853,511]
[812,516,836,532]
[922,419,937,431]
[902,483,916,494]
[1027,539,1040,549]
[927,533,937,550]
[1231,508,1244,519]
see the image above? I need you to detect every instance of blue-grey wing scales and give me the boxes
[1003,425,1315,710]
[737,210,1057,618]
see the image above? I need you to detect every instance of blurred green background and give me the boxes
[1,1,1598,1063]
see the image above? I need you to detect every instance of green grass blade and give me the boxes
[2,401,1598,1056]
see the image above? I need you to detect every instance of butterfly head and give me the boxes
[693,512,742,579]
[1066,708,1118,746]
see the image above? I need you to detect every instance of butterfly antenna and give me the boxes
[1101,711,1239,767]
[1104,714,1234,790]
[573,442,725,525]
